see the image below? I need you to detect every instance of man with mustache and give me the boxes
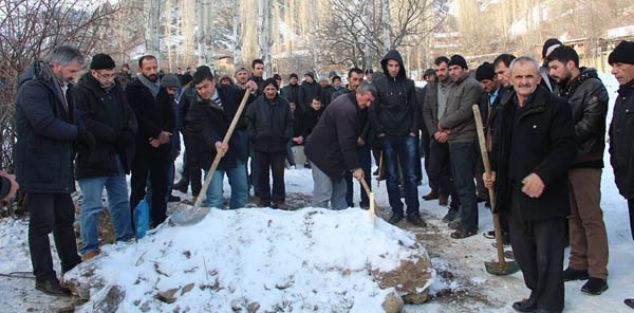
[126,55,175,228]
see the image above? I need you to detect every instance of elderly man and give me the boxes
[606,40,634,309]
[485,57,577,313]
[305,81,376,210]
[15,46,94,296]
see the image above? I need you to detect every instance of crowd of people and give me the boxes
[7,39,634,312]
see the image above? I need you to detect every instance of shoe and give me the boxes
[407,214,427,227]
[388,212,404,225]
[442,208,458,223]
[477,197,487,203]
[581,277,608,295]
[562,267,589,282]
[512,298,537,312]
[448,220,461,230]
[483,230,496,239]
[422,190,439,201]
[304,163,311,169]
[273,203,288,210]
[35,279,71,297]
[438,194,449,206]
[450,228,477,239]
[81,250,100,261]
[624,298,634,309]
[168,194,181,202]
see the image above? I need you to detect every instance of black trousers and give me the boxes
[629,199,634,241]
[27,193,81,282]
[428,139,459,207]
[255,150,286,204]
[130,151,171,228]
[183,132,202,196]
[509,188,565,312]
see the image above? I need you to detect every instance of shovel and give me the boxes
[472,105,520,276]
[357,176,379,224]
[171,90,251,226]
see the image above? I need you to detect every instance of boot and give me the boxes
[512,298,537,313]
[624,299,634,309]
[35,279,71,297]
[442,207,458,223]
[422,190,439,201]
[173,178,189,193]
[438,194,449,206]
[388,212,403,225]
[407,213,427,227]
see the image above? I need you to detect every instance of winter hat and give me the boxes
[289,73,299,80]
[90,53,115,70]
[542,38,562,59]
[304,71,315,80]
[448,55,468,69]
[475,62,495,81]
[161,74,181,89]
[608,41,634,65]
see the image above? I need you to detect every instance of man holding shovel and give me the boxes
[484,57,576,313]
[305,81,376,210]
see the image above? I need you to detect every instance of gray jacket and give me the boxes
[439,74,483,143]
[422,79,441,137]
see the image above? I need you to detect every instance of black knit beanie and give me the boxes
[608,41,634,65]
[90,53,115,70]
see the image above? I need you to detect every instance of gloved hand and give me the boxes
[77,127,96,152]
[115,130,135,153]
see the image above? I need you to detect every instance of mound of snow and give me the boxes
[65,207,433,312]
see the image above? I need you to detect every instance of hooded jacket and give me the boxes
[369,50,418,137]
[73,72,138,178]
[557,68,609,168]
[15,61,82,193]
[609,79,634,199]
[439,73,484,144]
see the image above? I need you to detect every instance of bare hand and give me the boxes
[149,138,161,148]
[215,141,229,156]
[352,168,364,181]
[434,131,448,143]
[0,172,18,201]
[409,132,416,138]
[158,131,172,144]
[245,80,258,92]
[357,137,365,146]
[521,173,545,198]
[292,136,303,144]
[483,171,496,189]
[377,133,386,138]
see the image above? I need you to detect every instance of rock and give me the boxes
[181,283,195,295]
[372,256,433,304]
[382,291,404,313]
[247,302,260,313]
[91,285,126,313]
[156,288,179,304]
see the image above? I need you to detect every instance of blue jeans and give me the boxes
[449,141,478,231]
[203,161,248,209]
[382,135,420,216]
[78,158,133,255]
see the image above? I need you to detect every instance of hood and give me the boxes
[381,50,406,81]
[18,61,55,89]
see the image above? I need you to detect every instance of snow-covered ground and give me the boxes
[0,72,632,312]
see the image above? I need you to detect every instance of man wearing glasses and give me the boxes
[73,53,137,261]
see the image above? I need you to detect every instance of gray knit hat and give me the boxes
[161,74,181,89]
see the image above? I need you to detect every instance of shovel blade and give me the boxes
[485,260,520,276]
[170,206,211,226]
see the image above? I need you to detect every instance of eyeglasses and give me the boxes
[94,71,115,80]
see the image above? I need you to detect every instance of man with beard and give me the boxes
[126,55,175,228]
[546,45,610,296]
[440,55,483,239]
[116,63,132,89]
[370,50,425,227]
[485,57,576,313]
[422,57,460,217]
[606,40,634,309]
[234,67,249,89]
[73,54,137,261]
[281,73,300,105]
[15,46,94,296]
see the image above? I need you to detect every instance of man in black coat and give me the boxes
[305,81,376,210]
[126,55,175,228]
[280,73,300,105]
[606,41,634,309]
[15,46,94,296]
[181,67,257,209]
[546,45,610,295]
[73,54,137,261]
[485,57,577,313]
[246,78,293,209]
[298,71,321,110]
[370,50,425,226]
